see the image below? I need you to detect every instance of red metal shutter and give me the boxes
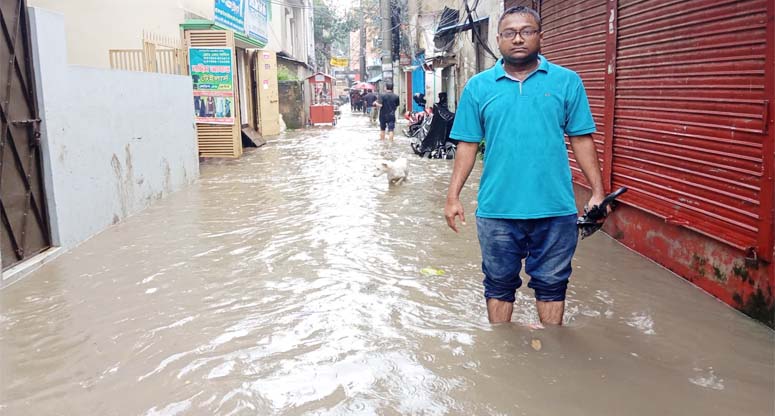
[614,0,771,258]
[537,1,610,188]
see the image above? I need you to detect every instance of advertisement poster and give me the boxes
[246,0,268,44]
[189,48,235,125]
[214,0,245,34]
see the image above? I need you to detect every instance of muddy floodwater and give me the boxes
[1,110,773,415]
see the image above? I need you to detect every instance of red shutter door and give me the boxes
[538,1,609,188]
[614,0,770,257]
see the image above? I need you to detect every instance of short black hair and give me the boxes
[499,6,541,31]
[386,83,394,91]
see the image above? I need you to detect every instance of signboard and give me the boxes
[189,47,235,125]
[246,0,268,44]
[330,57,349,67]
[214,0,245,34]
[214,0,268,44]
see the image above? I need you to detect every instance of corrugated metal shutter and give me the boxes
[614,0,770,255]
[538,1,609,187]
[185,30,243,158]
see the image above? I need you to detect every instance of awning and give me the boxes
[180,19,267,49]
[435,15,489,38]
[366,75,382,83]
[433,7,460,51]
[277,51,313,70]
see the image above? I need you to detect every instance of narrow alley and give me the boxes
[0,109,773,415]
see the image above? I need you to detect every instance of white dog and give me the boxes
[374,157,409,185]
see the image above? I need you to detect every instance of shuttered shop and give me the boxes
[614,0,771,259]
[508,0,772,261]
[536,0,609,188]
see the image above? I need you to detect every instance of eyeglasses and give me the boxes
[499,28,540,40]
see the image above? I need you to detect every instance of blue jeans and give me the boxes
[476,215,578,302]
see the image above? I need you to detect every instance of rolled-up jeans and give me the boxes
[476,214,578,302]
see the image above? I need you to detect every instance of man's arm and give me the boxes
[569,134,606,209]
[444,142,479,232]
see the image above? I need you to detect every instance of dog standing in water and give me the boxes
[374,157,409,185]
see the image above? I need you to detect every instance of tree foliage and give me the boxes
[313,0,359,70]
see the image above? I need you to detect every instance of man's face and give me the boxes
[497,13,542,65]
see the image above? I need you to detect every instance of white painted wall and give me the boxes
[30,7,199,249]
[27,0,214,68]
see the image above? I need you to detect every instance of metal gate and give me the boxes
[0,0,51,270]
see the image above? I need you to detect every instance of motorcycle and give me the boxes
[403,93,432,138]
[410,93,457,159]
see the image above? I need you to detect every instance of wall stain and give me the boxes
[691,254,707,278]
[110,154,128,218]
[731,262,750,284]
[741,289,775,328]
[712,264,726,283]
[163,158,172,194]
[110,144,136,221]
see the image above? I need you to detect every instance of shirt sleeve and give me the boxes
[450,82,483,142]
[565,74,596,137]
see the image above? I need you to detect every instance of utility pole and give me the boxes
[380,0,393,89]
[359,0,366,82]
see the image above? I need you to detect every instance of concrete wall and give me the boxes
[27,0,213,68]
[278,81,306,129]
[30,7,199,249]
[265,0,315,65]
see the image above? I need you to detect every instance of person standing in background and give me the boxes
[375,84,400,141]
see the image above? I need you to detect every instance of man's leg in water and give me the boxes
[379,118,387,140]
[487,298,513,323]
[536,301,564,325]
[476,217,526,324]
[525,214,578,326]
[387,119,396,141]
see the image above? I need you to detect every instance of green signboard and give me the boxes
[189,47,235,125]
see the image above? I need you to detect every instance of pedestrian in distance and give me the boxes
[360,90,369,114]
[363,90,378,126]
[443,6,607,326]
[351,90,362,113]
[376,84,400,141]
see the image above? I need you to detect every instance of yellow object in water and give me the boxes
[531,339,542,351]
[420,267,445,276]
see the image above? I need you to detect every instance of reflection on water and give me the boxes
[1,110,773,415]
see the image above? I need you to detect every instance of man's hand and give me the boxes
[584,193,609,220]
[444,198,466,233]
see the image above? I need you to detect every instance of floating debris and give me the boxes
[420,267,445,276]
[531,339,542,351]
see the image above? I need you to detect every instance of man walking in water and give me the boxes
[444,6,606,326]
[376,84,400,141]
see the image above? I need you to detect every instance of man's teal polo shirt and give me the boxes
[450,55,596,219]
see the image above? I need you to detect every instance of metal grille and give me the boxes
[0,0,51,270]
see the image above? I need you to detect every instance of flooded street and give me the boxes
[1,109,773,415]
